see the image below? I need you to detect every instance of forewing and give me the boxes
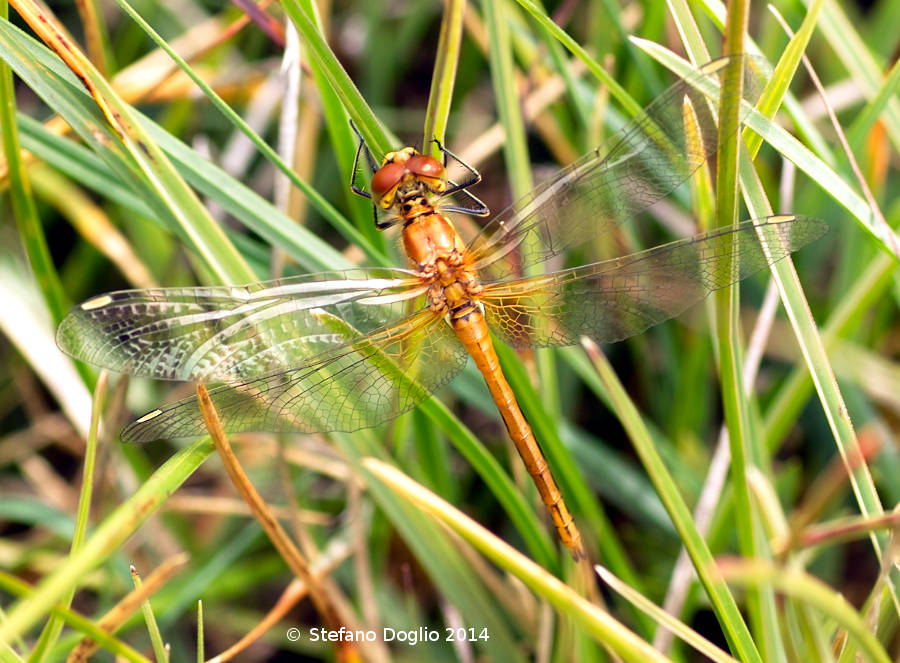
[481,216,827,348]
[57,268,425,382]
[121,309,468,442]
[468,55,769,281]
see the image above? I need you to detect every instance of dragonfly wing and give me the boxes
[121,309,468,442]
[481,216,827,348]
[468,55,769,281]
[57,268,426,382]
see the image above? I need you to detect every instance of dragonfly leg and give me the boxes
[432,138,481,190]
[431,139,490,217]
[349,119,380,173]
[349,120,380,233]
[427,282,447,314]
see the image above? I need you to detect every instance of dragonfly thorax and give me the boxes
[402,211,468,270]
[400,210,483,315]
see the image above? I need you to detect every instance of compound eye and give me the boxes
[370,162,407,198]
[406,154,444,179]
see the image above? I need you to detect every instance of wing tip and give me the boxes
[56,310,87,359]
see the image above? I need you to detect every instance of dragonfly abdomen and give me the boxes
[451,307,586,560]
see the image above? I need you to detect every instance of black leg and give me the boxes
[440,189,490,217]
[351,119,380,172]
[429,138,490,216]
[350,139,372,200]
[432,138,482,195]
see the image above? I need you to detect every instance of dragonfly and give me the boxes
[57,56,826,561]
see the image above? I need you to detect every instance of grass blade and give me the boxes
[0,3,68,325]
[365,457,673,663]
[0,439,213,644]
[582,341,762,663]
[10,0,255,285]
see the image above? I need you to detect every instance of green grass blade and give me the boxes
[709,9,775,654]
[743,0,823,159]
[665,0,711,64]
[485,0,531,199]
[109,0,385,267]
[141,115,353,273]
[14,113,155,217]
[282,0,391,157]
[294,0,386,248]
[422,0,465,151]
[13,110,349,274]
[813,0,900,153]
[714,1,755,569]
[846,54,900,151]
[336,431,526,663]
[637,43,900,262]
[663,0,834,166]
[195,601,203,663]
[595,565,739,663]
[26,373,107,663]
[0,572,152,663]
[0,9,68,326]
[0,438,213,644]
[416,395,560,571]
[583,343,762,663]
[719,559,891,663]
[10,2,254,285]
[365,458,673,663]
[764,252,895,445]
[525,2,594,129]
[513,0,642,119]
[738,155,887,548]
[131,567,167,663]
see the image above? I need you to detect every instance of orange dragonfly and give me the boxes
[57,57,826,561]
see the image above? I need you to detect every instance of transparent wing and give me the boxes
[121,309,469,442]
[480,216,827,348]
[467,55,769,281]
[56,268,426,382]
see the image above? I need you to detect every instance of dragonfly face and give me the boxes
[369,147,448,227]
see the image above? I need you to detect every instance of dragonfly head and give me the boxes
[370,147,447,226]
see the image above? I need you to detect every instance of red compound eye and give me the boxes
[370,162,406,197]
[406,154,444,179]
